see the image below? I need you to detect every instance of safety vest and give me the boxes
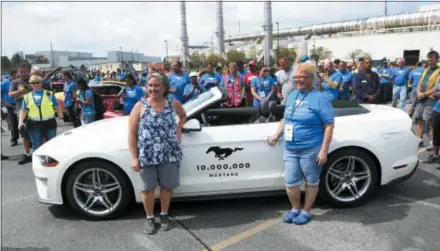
[25,90,55,121]
[223,74,242,107]
[418,67,440,93]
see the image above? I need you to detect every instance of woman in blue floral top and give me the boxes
[128,73,187,235]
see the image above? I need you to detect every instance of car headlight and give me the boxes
[38,155,59,167]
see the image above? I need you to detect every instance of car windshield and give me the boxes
[183,89,216,112]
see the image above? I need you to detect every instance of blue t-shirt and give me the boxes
[94,76,101,82]
[139,76,147,87]
[199,72,222,91]
[339,70,353,100]
[219,73,245,89]
[1,79,15,105]
[168,72,190,102]
[22,90,58,110]
[284,89,335,150]
[392,67,410,86]
[409,67,424,92]
[79,89,95,115]
[123,86,145,115]
[250,76,276,107]
[433,82,440,113]
[321,71,343,100]
[183,83,205,102]
[64,80,77,107]
[378,68,393,84]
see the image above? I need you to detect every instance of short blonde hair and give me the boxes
[29,74,43,83]
[296,62,317,79]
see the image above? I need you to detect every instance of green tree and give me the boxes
[310,46,332,66]
[275,48,297,62]
[348,49,371,64]
[11,53,23,67]
[227,50,246,64]
[206,53,226,67]
[189,53,204,69]
[1,56,12,72]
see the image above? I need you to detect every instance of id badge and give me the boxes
[284,124,293,141]
[259,91,266,98]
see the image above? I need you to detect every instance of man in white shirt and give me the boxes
[275,56,296,104]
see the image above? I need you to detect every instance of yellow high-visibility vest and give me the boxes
[418,67,440,93]
[24,90,55,121]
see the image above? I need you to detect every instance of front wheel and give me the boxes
[65,161,133,220]
[319,149,379,208]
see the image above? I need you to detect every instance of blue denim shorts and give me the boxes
[284,146,322,187]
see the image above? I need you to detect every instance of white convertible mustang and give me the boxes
[33,87,420,220]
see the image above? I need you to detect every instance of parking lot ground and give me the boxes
[2,131,440,251]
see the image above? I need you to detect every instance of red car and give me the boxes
[89,81,125,119]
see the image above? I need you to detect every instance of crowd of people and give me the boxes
[1,50,439,231]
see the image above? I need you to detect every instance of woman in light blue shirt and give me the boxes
[268,63,335,225]
[250,67,276,107]
[77,78,95,124]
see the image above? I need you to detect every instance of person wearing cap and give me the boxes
[184,72,205,102]
[378,61,394,104]
[199,63,221,91]
[407,61,426,113]
[250,67,276,107]
[298,55,310,64]
[244,60,259,106]
[19,74,64,150]
[77,77,96,124]
[118,73,146,115]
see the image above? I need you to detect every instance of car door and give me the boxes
[177,120,285,197]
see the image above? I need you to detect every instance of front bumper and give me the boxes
[32,155,64,205]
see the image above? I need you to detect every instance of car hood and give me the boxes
[34,116,129,156]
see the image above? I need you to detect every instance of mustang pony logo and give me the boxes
[206,146,243,160]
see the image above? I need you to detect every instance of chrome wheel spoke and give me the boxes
[83,195,99,211]
[332,181,346,196]
[92,169,101,186]
[347,181,360,199]
[353,171,370,182]
[345,157,356,172]
[328,168,344,180]
[98,196,112,210]
[74,182,94,194]
[102,182,120,194]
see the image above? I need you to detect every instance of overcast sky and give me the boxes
[1,0,434,58]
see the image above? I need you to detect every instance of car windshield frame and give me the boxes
[183,87,223,117]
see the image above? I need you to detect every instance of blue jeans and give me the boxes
[284,146,322,187]
[392,85,407,111]
[27,128,57,150]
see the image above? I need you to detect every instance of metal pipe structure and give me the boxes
[225,9,440,42]
[263,1,273,66]
[216,0,226,60]
[180,0,189,67]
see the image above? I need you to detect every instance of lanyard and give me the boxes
[290,90,311,118]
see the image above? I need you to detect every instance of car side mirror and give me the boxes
[182,119,201,132]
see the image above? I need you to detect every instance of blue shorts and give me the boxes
[284,146,322,187]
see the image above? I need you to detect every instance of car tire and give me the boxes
[65,161,133,220]
[319,148,379,208]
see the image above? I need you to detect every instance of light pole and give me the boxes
[119,46,123,70]
[275,22,280,63]
[135,50,139,62]
[164,40,169,63]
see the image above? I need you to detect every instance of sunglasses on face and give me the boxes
[30,81,41,85]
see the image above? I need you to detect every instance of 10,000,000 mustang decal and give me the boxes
[196,163,251,171]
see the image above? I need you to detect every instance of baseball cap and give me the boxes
[299,55,310,63]
[189,72,198,78]
[248,60,256,66]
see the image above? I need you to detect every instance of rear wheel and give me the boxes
[65,161,133,220]
[319,149,379,208]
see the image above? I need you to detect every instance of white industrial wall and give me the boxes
[311,30,440,61]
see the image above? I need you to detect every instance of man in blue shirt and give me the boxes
[1,70,19,146]
[199,63,222,91]
[184,72,205,102]
[407,62,425,115]
[320,60,343,100]
[353,57,381,104]
[428,80,440,169]
[391,58,410,110]
[338,61,353,101]
[378,61,393,104]
[168,60,190,103]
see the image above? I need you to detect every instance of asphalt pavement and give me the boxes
[1,121,440,251]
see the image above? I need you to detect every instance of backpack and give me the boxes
[91,91,104,120]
